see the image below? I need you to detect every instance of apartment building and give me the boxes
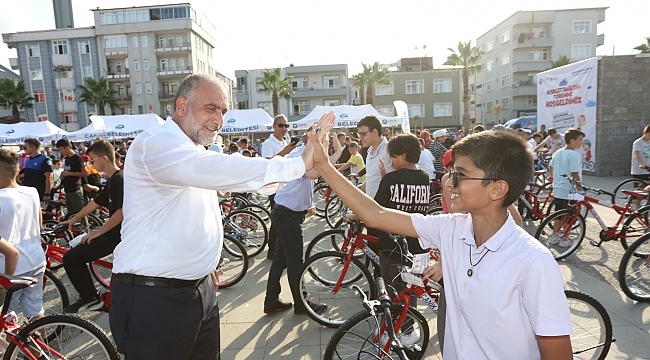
[370,57,463,131]
[235,64,349,121]
[0,64,21,121]
[3,27,99,130]
[473,7,607,126]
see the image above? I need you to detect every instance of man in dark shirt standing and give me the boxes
[21,138,54,202]
[56,139,88,217]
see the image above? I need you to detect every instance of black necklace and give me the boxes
[467,246,490,277]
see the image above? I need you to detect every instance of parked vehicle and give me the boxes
[504,115,537,132]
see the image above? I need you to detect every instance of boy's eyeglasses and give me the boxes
[275,123,290,128]
[358,131,370,138]
[88,157,100,165]
[449,170,499,188]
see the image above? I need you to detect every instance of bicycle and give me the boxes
[517,180,554,222]
[223,209,269,258]
[610,173,650,211]
[0,273,120,359]
[617,231,650,302]
[535,174,650,260]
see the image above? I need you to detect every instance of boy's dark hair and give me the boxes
[532,133,543,140]
[55,138,72,148]
[242,149,252,157]
[357,115,382,135]
[25,138,41,148]
[87,140,116,162]
[452,131,532,207]
[53,159,61,165]
[547,128,558,136]
[229,143,239,153]
[564,128,585,143]
[644,125,650,134]
[387,133,421,164]
[0,149,19,178]
[348,141,359,149]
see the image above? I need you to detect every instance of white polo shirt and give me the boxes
[114,119,305,280]
[365,138,394,198]
[411,212,572,360]
[261,135,287,158]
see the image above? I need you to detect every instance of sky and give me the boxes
[0,0,647,79]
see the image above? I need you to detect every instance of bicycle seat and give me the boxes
[0,273,38,294]
[621,190,649,199]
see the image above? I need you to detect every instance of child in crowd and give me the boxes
[336,141,365,182]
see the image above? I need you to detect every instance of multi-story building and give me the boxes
[370,57,463,131]
[0,64,21,122]
[474,7,607,127]
[3,27,99,130]
[235,64,349,121]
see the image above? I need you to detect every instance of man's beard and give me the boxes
[181,109,219,146]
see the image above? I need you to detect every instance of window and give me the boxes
[485,101,494,113]
[52,40,69,55]
[501,97,510,110]
[177,35,183,47]
[82,65,93,78]
[165,104,172,116]
[571,44,591,59]
[501,52,509,65]
[26,45,40,57]
[34,91,46,103]
[323,99,340,106]
[78,41,90,54]
[133,60,140,71]
[237,77,247,92]
[255,77,264,91]
[169,59,176,70]
[138,105,144,114]
[37,114,48,122]
[486,80,494,92]
[528,49,549,61]
[485,60,493,72]
[159,36,166,48]
[375,82,394,96]
[105,36,127,48]
[142,36,148,47]
[323,75,340,89]
[237,101,248,110]
[145,82,152,93]
[434,79,452,93]
[527,96,537,107]
[376,106,395,117]
[293,101,310,115]
[132,36,138,47]
[143,58,150,70]
[405,80,424,94]
[407,104,424,118]
[160,59,168,71]
[257,101,273,115]
[30,69,43,80]
[434,103,452,117]
[572,20,591,34]
[58,89,74,101]
[486,39,494,52]
[291,77,308,90]
[501,29,510,43]
[178,59,185,70]
[136,83,142,94]
[171,81,179,93]
[168,36,175,47]
[501,74,510,88]
[63,113,76,124]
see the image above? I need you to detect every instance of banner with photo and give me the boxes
[536,57,598,171]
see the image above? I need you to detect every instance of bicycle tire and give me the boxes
[535,209,586,260]
[617,233,650,302]
[619,204,650,251]
[325,195,346,229]
[240,203,271,226]
[42,270,70,317]
[218,235,249,288]
[42,219,73,249]
[314,182,333,218]
[89,255,113,289]
[295,251,376,327]
[305,229,346,259]
[3,313,120,360]
[565,290,613,360]
[225,209,268,258]
[324,306,429,360]
[611,178,647,213]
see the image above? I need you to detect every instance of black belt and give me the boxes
[275,204,308,215]
[112,273,207,288]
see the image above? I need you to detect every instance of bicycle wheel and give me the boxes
[618,233,650,302]
[314,183,332,218]
[42,220,73,248]
[619,205,650,251]
[3,313,120,360]
[305,230,346,259]
[325,195,346,229]
[218,234,249,288]
[295,251,376,327]
[89,254,113,289]
[42,270,70,317]
[565,290,613,360]
[225,209,268,258]
[535,209,586,260]
[611,178,646,213]
[324,306,429,360]
[240,203,271,227]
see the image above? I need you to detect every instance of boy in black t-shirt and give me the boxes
[55,139,88,217]
[61,140,123,313]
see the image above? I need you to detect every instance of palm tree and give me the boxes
[0,79,33,123]
[77,77,118,115]
[634,37,650,53]
[351,72,368,105]
[443,41,484,132]
[363,62,391,106]
[549,55,572,69]
[256,68,293,116]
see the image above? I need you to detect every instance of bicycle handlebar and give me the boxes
[560,174,615,197]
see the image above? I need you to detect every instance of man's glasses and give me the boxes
[358,130,370,138]
[88,157,100,165]
[275,123,290,128]
[449,170,499,188]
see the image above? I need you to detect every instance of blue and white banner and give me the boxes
[393,100,410,134]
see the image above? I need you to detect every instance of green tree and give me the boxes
[443,41,484,132]
[634,37,650,53]
[491,103,502,122]
[0,78,33,123]
[549,55,572,69]
[77,77,118,115]
[361,62,391,106]
[351,72,369,105]
[256,68,293,116]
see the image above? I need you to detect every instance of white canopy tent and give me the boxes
[219,109,274,134]
[289,105,402,131]
[65,114,165,140]
[0,121,69,145]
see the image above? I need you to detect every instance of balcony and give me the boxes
[514,35,554,49]
[513,61,550,73]
[157,66,193,77]
[158,91,175,101]
[9,58,18,70]
[114,94,132,103]
[104,48,128,59]
[57,101,77,112]
[597,34,605,46]
[54,77,74,89]
[107,69,130,80]
[292,85,348,99]
[52,54,72,67]
[155,42,191,55]
[512,85,536,97]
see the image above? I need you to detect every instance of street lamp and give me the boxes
[416,45,427,131]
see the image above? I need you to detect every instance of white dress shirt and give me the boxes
[261,135,287,158]
[417,149,436,179]
[365,137,394,198]
[114,119,305,280]
[410,212,572,360]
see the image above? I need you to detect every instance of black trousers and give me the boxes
[63,230,120,299]
[109,275,220,359]
[267,194,277,254]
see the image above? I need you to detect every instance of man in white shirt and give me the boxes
[631,125,650,179]
[110,74,335,359]
[534,127,565,155]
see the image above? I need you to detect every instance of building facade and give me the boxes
[474,7,607,127]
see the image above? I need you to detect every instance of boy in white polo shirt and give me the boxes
[309,130,572,359]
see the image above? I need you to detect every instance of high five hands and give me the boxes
[302,110,336,170]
